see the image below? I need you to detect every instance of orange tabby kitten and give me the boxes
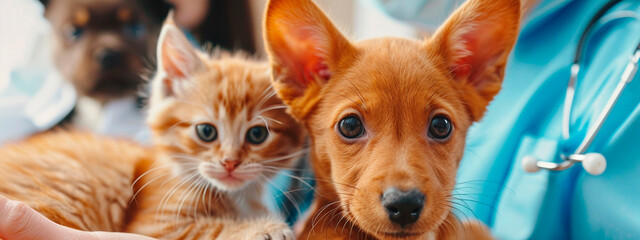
[0,18,304,240]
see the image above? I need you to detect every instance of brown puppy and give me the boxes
[263,0,520,239]
[43,0,158,101]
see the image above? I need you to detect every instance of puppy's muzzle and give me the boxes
[381,188,425,227]
[95,48,123,70]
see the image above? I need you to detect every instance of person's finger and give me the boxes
[0,195,68,240]
[88,231,156,240]
[0,195,154,240]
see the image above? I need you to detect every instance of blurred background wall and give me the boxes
[248,0,418,57]
[139,0,420,57]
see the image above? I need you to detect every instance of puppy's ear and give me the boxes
[263,0,354,120]
[429,0,520,121]
[155,13,204,97]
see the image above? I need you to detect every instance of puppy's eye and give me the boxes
[124,21,145,38]
[246,126,268,144]
[70,26,84,40]
[428,115,452,140]
[338,115,364,139]
[196,123,217,142]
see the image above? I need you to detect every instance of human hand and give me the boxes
[0,195,155,240]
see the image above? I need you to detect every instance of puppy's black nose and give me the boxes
[381,188,425,227]
[97,49,123,70]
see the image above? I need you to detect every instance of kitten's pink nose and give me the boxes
[221,159,240,172]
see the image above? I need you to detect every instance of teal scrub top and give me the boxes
[368,0,640,239]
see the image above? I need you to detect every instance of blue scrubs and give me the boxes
[369,0,640,239]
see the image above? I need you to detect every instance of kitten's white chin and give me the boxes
[199,168,254,192]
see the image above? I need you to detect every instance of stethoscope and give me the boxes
[522,0,640,176]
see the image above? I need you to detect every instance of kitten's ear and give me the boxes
[429,0,520,121]
[156,13,204,96]
[264,0,355,120]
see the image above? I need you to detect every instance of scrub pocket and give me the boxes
[492,135,556,239]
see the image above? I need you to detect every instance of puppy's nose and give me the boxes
[221,159,241,172]
[96,49,123,70]
[381,188,425,227]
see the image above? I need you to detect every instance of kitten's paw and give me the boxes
[252,222,294,240]
[257,229,294,240]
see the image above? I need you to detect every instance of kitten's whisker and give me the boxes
[199,179,210,215]
[257,84,274,102]
[133,165,199,208]
[261,148,309,164]
[270,187,310,199]
[262,165,312,172]
[130,163,173,191]
[260,168,317,193]
[254,104,288,116]
[156,170,200,222]
[129,169,173,206]
[260,116,284,125]
[154,173,191,224]
[257,116,271,134]
[156,172,196,222]
[261,168,354,201]
[261,167,358,191]
[259,174,302,218]
[175,176,204,224]
[254,87,277,112]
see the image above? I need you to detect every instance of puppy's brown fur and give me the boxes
[44,0,158,100]
[263,0,520,239]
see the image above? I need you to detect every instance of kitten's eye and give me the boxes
[338,115,364,139]
[246,126,268,144]
[69,26,84,40]
[428,115,452,140]
[196,123,217,142]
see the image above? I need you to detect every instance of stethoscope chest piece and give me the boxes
[522,153,607,175]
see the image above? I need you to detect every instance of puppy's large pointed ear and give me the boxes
[263,0,354,120]
[155,13,205,97]
[430,0,520,121]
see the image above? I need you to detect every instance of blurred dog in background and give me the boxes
[41,0,161,101]
[37,0,168,133]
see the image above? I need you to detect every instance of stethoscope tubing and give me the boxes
[524,0,640,175]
